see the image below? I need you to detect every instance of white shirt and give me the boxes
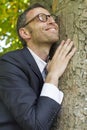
[28,48,64,104]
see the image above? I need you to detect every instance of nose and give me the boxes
[47,15,56,23]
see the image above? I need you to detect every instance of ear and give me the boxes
[19,28,31,39]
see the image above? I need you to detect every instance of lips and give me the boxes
[45,25,58,32]
[46,28,55,30]
[45,27,58,34]
[49,28,56,31]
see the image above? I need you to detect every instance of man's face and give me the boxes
[25,7,59,45]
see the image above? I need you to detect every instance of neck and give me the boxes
[27,42,52,61]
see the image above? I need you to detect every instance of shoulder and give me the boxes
[1,48,25,57]
[0,47,29,61]
[0,47,31,67]
[0,47,31,75]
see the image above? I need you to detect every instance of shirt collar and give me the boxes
[27,47,47,73]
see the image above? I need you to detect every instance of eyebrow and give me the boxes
[23,14,39,27]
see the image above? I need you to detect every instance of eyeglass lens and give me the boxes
[38,14,56,22]
[23,13,57,27]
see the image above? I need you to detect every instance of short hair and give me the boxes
[16,3,46,47]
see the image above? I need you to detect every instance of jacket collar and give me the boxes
[22,47,44,83]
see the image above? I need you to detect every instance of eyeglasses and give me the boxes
[23,13,57,27]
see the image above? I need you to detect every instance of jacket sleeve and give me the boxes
[0,59,61,130]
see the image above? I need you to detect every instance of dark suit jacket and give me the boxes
[0,47,61,130]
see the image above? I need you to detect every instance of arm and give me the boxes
[0,60,60,130]
[0,39,76,130]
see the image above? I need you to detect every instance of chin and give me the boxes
[51,37,59,43]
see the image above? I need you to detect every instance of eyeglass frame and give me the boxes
[22,13,57,27]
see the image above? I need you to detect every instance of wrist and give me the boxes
[45,73,59,87]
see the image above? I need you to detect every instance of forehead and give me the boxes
[26,7,50,19]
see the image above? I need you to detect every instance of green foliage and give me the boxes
[0,0,30,55]
[0,0,58,56]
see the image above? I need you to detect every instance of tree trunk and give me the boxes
[30,0,87,130]
[54,1,87,130]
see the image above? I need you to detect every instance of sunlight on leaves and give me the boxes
[0,0,30,54]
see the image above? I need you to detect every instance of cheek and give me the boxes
[30,23,47,39]
[33,26,43,37]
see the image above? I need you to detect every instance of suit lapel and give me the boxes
[21,47,44,83]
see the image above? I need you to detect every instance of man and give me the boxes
[0,3,76,130]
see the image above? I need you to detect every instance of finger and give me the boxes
[63,39,71,47]
[58,39,72,56]
[66,47,77,61]
[53,40,65,58]
[62,41,74,57]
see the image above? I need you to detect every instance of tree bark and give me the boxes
[52,0,87,130]
[30,0,87,130]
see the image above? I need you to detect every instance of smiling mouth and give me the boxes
[45,25,58,31]
[45,28,58,33]
[49,28,56,31]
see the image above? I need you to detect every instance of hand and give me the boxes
[45,39,77,86]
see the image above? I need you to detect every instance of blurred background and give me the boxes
[0,0,30,55]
